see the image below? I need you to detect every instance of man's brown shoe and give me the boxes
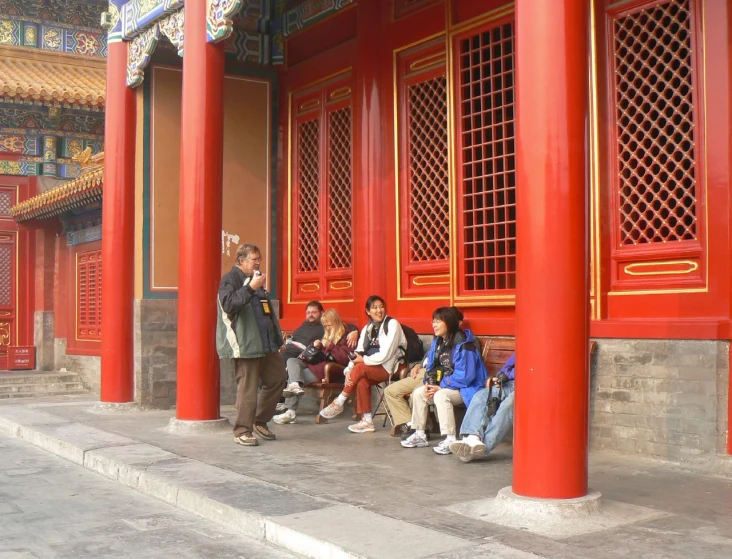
[233,433,258,446]
[253,423,276,440]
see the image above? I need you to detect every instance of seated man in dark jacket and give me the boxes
[216,244,286,447]
[449,354,515,461]
[282,301,326,361]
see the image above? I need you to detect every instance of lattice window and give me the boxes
[0,245,11,306]
[408,76,449,262]
[77,250,102,340]
[327,107,353,270]
[457,22,517,292]
[0,192,11,217]
[613,0,697,245]
[297,118,321,273]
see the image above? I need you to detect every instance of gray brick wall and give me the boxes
[33,311,55,371]
[590,339,729,462]
[134,298,178,409]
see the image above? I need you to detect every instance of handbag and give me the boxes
[299,344,325,365]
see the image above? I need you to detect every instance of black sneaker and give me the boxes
[400,426,431,441]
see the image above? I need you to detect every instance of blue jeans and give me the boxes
[459,381,515,453]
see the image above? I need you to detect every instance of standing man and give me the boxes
[217,244,286,446]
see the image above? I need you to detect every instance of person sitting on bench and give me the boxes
[401,307,487,455]
[319,295,406,434]
[274,309,353,425]
[385,306,465,440]
[448,353,515,461]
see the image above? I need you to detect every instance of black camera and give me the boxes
[425,368,444,386]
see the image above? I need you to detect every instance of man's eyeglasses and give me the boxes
[247,257,262,263]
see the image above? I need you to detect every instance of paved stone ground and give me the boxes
[0,433,297,559]
[1,395,732,558]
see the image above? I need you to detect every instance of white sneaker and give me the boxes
[400,432,429,448]
[273,410,296,425]
[433,439,453,455]
[282,382,305,398]
[449,435,486,457]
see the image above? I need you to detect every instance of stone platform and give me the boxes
[0,395,731,558]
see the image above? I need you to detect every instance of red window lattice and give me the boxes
[457,22,517,292]
[292,77,355,301]
[77,250,102,340]
[613,0,698,245]
[0,192,11,217]
[327,107,353,270]
[0,244,11,307]
[408,76,450,262]
[296,118,321,273]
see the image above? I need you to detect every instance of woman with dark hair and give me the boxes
[319,295,406,433]
[401,306,487,454]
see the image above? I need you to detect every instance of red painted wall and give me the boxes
[276,0,731,341]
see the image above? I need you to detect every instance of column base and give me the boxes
[447,486,665,539]
[90,402,139,414]
[165,417,231,435]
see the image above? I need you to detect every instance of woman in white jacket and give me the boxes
[319,295,406,433]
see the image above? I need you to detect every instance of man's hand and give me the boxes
[486,375,501,388]
[250,273,266,291]
[352,353,364,365]
[346,330,359,348]
[410,365,424,379]
[425,384,441,398]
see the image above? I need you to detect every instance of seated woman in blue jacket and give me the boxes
[401,307,487,455]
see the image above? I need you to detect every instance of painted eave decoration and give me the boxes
[11,151,105,222]
[0,46,106,107]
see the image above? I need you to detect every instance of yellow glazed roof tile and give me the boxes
[11,153,105,222]
[0,51,106,107]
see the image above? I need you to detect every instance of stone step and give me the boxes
[0,389,89,400]
[0,372,82,386]
[0,382,87,395]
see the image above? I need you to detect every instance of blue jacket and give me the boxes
[424,329,488,408]
[499,354,516,380]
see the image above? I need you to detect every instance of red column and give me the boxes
[176,0,225,420]
[353,0,386,309]
[101,39,136,402]
[513,0,590,498]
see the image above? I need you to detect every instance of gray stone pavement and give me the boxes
[0,395,731,558]
[0,432,296,559]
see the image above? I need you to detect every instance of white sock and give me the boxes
[335,393,347,406]
[445,435,457,443]
[415,429,426,438]
[362,413,373,423]
[466,434,482,444]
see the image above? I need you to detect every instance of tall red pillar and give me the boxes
[176,0,225,420]
[513,0,590,498]
[101,39,136,403]
[353,0,386,310]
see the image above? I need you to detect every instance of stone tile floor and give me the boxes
[1,395,731,558]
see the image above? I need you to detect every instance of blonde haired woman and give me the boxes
[274,309,352,424]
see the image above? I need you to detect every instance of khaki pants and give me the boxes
[384,369,425,426]
[233,352,287,437]
[410,384,463,436]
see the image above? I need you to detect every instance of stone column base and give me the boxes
[447,486,666,539]
[89,402,140,414]
[164,417,231,434]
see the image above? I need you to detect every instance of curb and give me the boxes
[0,410,355,558]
